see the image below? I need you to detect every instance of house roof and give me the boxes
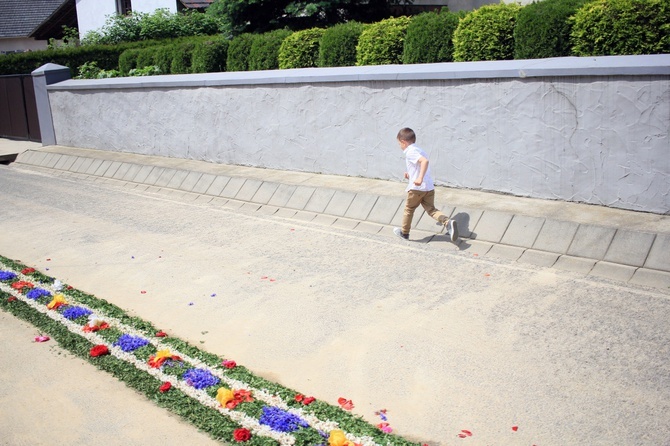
[0,0,74,39]
[179,0,215,10]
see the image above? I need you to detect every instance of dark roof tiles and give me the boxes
[0,0,70,38]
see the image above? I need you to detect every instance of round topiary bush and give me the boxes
[226,33,257,72]
[318,21,365,67]
[278,28,326,69]
[403,8,462,64]
[453,3,522,62]
[514,0,590,59]
[191,37,229,73]
[356,16,411,66]
[248,29,292,71]
[570,0,670,56]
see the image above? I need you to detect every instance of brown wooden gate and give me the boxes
[0,74,41,142]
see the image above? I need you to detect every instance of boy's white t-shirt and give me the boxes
[404,143,434,192]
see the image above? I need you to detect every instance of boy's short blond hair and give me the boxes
[397,127,416,144]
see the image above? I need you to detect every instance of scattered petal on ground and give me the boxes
[337,398,354,410]
[457,429,473,438]
[512,426,518,432]
[140,290,146,294]
[34,336,50,342]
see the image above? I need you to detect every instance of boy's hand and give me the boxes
[414,178,423,186]
[404,172,409,180]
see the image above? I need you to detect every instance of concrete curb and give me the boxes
[14,148,670,291]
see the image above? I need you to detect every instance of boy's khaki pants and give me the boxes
[402,189,446,235]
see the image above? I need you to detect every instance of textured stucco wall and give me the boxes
[47,56,670,214]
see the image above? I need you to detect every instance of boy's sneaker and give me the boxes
[448,219,459,242]
[393,227,409,240]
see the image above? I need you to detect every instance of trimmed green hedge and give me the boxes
[356,16,411,66]
[570,0,670,56]
[248,29,292,71]
[226,33,257,72]
[278,28,326,69]
[318,21,365,68]
[514,0,590,59]
[0,42,157,75]
[153,45,173,73]
[170,41,197,74]
[403,8,463,64]
[453,3,522,62]
[191,37,229,73]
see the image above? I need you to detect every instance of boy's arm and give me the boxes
[414,156,428,185]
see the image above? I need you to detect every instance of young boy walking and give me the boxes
[393,127,458,242]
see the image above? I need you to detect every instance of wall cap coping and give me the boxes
[47,54,670,91]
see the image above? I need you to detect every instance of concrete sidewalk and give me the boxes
[5,139,670,291]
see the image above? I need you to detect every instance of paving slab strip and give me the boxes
[13,149,670,292]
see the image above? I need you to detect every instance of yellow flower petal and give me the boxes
[216,387,234,406]
[47,294,67,309]
[154,349,172,360]
[329,430,351,446]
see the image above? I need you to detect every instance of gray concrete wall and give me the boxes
[46,55,670,214]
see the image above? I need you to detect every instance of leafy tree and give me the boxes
[207,0,397,36]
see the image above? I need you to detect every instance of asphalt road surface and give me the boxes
[1,164,669,446]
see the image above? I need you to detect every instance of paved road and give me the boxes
[1,165,669,445]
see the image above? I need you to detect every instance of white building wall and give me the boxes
[75,0,118,38]
[131,0,177,14]
[0,38,47,54]
[75,0,176,38]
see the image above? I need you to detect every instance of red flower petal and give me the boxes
[337,398,354,410]
[295,394,304,402]
[159,382,172,392]
[458,434,467,438]
[302,396,315,405]
[461,430,472,436]
[233,428,251,442]
[512,426,518,432]
[261,276,268,280]
[34,336,50,342]
[140,290,147,294]
[222,360,236,369]
[90,345,110,357]
[155,330,168,337]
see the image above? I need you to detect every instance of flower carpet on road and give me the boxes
[0,255,420,446]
